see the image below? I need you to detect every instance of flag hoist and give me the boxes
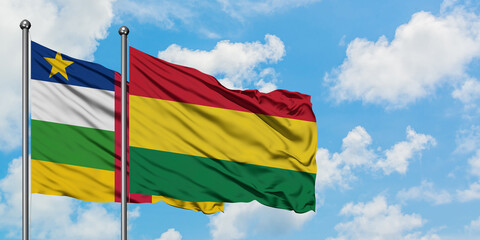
[119,25,129,240]
[20,19,31,240]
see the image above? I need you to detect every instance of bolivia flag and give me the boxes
[129,47,317,213]
[30,42,223,213]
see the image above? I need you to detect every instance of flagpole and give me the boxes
[119,25,129,240]
[20,19,31,240]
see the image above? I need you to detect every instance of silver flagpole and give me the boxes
[20,19,31,240]
[119,25,129,240]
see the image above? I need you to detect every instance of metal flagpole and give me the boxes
[119,25,129,240]
[20,19,31,240]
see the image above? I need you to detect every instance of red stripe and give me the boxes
[129,47,316,122]
[114,72,152,203]
[114,72,121,202]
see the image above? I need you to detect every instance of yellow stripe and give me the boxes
[130,96,317,173]
[31,159,115,202]
[151,196,224,214]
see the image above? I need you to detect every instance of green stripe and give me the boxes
[31,119,115,171]
[130,147,316,213]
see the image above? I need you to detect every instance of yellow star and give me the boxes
[44,52,74,80]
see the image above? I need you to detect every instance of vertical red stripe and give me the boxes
[115,72,152,203]
[114,72,122,202]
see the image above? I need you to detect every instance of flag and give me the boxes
[31,41,116,202]
[129,47,317,213]
[30,41,223,213]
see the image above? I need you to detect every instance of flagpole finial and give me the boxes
[118,26,129,36]
[20,20,31,30]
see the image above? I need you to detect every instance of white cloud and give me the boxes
[114,0,319,38]
[376,126,436,175]
[440,0,460,13]
[0,157,120,239]
[2,0,115,60]
[155,228,182,240]
[469,150,480,178]
[404,232,442,240]
[465,216,480,232]
[127,206,140,219]
[255,79,277,93]
[338,35,347,47]
[454,142,480,202]
[457,182,480,202]
[339,126,376,167]
[326,7,480,108]
[328,195,439,240]
[114,0,225,39]
[116,0,319,36]
[457,150,480,202]
[55,203,119,240]
[217,0,321,20]
[114,0,193,29]
[254,68,279,93]
[126,206,141,231]
[315,148,353,190]
[158,34,285,91]
[397,180,452,205]
[0,0,115,151]
[316,126,376,190]
[209,201,314,240]
[198,28,222,39]
[452,78,480,104]
[455,125,480,154]
[0,157,23,234]
[317,126,435,190]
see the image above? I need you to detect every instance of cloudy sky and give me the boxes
[1,0,480,239]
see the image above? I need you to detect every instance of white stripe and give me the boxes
[31,79,115,131]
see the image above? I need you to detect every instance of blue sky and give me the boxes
[1,0,480,239]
